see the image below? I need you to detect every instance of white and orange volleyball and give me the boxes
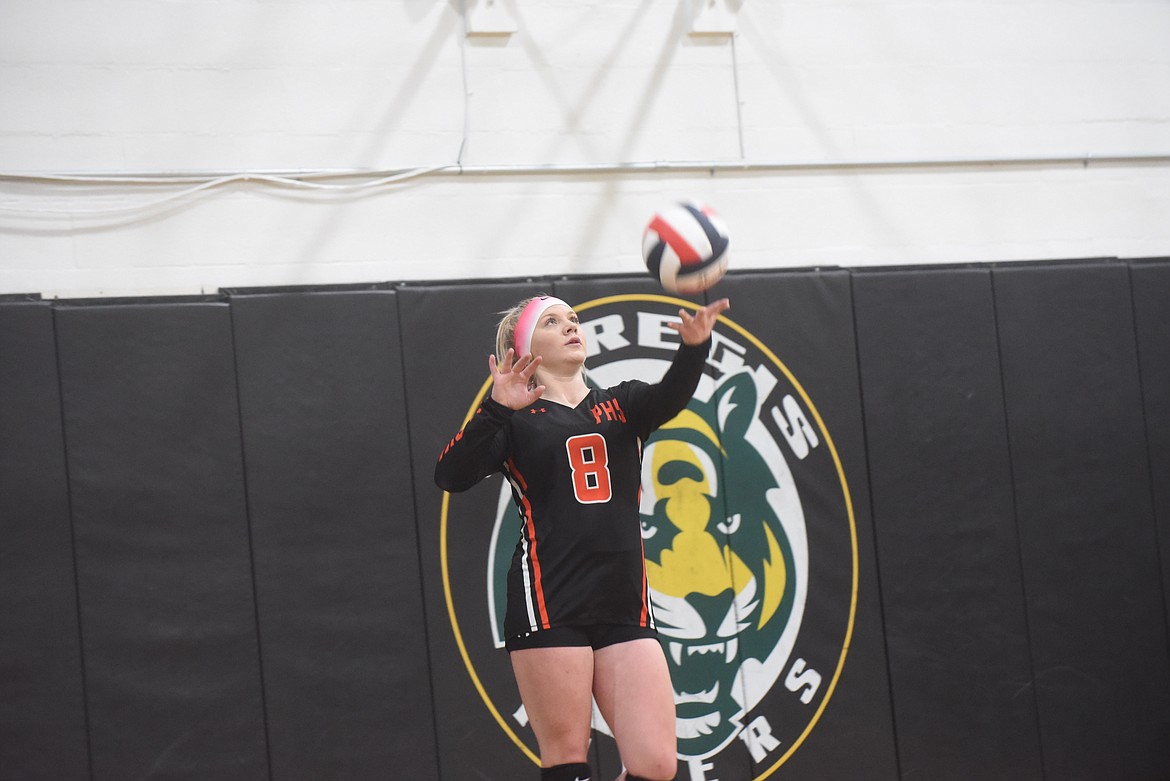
[641,201,730,294]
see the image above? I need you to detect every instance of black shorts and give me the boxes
[506,624,658,652]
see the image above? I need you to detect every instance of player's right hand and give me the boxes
[489,349,546,410]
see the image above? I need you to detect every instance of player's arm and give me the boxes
[434,349,541,492]
[627,339,708,436]
[434,398,512,492]
[625,299,729,433]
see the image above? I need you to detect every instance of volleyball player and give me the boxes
[435,294,729,781]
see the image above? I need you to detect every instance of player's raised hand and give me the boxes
[671,298,730,346]
[489,349,546,410]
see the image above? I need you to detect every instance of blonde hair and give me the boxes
[494,295,540,364]
[493,294,588,383]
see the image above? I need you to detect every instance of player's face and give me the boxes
[528,305,586,367]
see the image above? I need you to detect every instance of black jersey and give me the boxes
[435,339,709,640]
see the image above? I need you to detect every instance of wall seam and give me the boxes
[50,303,96,781]
[392,291,447,781]
[1123,261,1170,675]
[226,298,276,781]
[846,270,904,781]
[987,267,1049,781]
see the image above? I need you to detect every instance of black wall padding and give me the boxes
[3,260,1169,781]
[0,302,90,780]
[853,267,1043,780]
[54,302,268,780]
[399,282,542,781]
[1130,259,1170,640]
[993,261,1170,781]
[229,290,438,781]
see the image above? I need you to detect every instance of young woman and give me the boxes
[435,294,730,781]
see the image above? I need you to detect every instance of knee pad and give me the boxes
[540,762,592,781]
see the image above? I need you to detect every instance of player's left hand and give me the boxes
[671,298,730,346]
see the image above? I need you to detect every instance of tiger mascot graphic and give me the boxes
[640,371,805,759]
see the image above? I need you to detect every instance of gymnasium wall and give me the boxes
[2,0,1170,299]
[2,257,1169,781]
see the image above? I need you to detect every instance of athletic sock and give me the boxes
[540,761,592,781]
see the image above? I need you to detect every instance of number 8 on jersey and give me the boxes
[565,433,612,504]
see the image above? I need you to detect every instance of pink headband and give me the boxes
[514,296,571,357]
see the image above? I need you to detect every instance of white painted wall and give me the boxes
[1,0,1167,299]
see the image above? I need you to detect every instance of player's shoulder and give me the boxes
[599,377,650,392]
[606,378,651,397]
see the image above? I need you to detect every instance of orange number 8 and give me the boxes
[565,433,612,504]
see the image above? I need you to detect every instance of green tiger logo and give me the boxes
[641,371,802,759]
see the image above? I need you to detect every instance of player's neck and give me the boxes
[537,370,588,407]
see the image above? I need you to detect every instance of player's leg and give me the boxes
[592,637,677,781]
[511,642,596,772]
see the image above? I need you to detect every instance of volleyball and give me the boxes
[641,201,730,294]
